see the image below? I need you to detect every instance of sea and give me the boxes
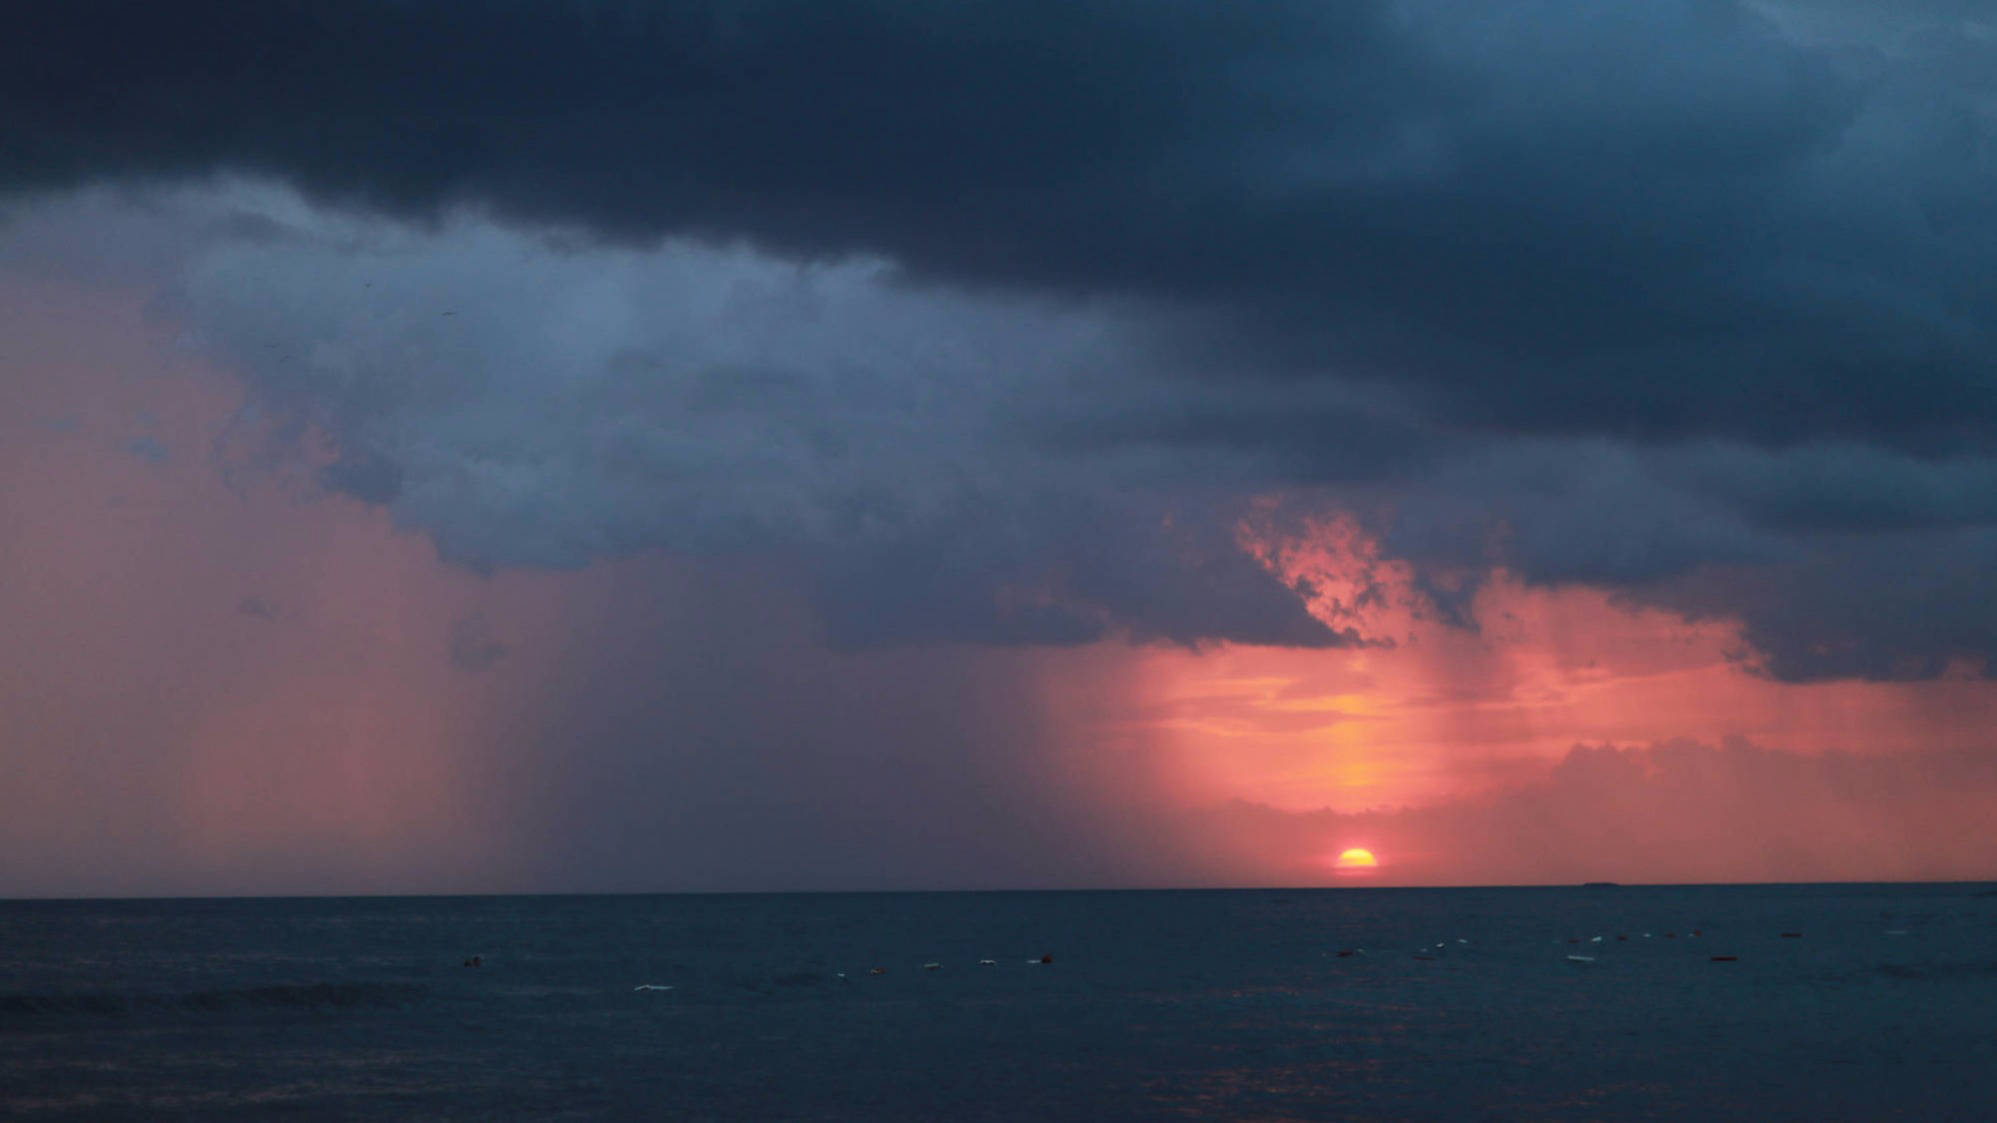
[3,883,1995,1120]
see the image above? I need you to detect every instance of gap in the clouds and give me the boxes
[1030,508,1997,885]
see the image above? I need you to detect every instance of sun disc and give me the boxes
[1335,847,1378,869]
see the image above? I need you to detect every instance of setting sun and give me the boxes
[1335,847,1379,870]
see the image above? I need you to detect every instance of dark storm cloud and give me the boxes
[319,450,406,506]
[1365,439,1997,679]
[1646,528,1997,680]
[808,490,1355,650]
[6,0,1993,449]
[128,205,1346,650]
[1670,444,1997,534]
[6,2,1997,679]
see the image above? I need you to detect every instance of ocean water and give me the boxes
[3,884,1995,1120]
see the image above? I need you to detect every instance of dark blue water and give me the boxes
[4,884,1995,1120]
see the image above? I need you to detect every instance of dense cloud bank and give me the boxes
[8,1,1991,444]
[5,1,1996,676]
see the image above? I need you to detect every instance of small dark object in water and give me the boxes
[462,956,482,968]
[1616,934,1628,941]
[1665,932,1676,939]
[1039,954,1053,964]
[1336,949,1355,957]
[867,966,886,976]
[1780,932,1802,939]
[1710,955,1738,962]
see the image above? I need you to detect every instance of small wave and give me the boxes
[0,993,134,1017]
[0,982,427,1022]
[176,982,427,1011]
[1875,963,1997,982]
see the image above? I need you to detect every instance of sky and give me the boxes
[3,0,1996,895]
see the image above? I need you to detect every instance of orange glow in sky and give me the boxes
[1091,511,1997,816]
[1023,509,1997,886]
